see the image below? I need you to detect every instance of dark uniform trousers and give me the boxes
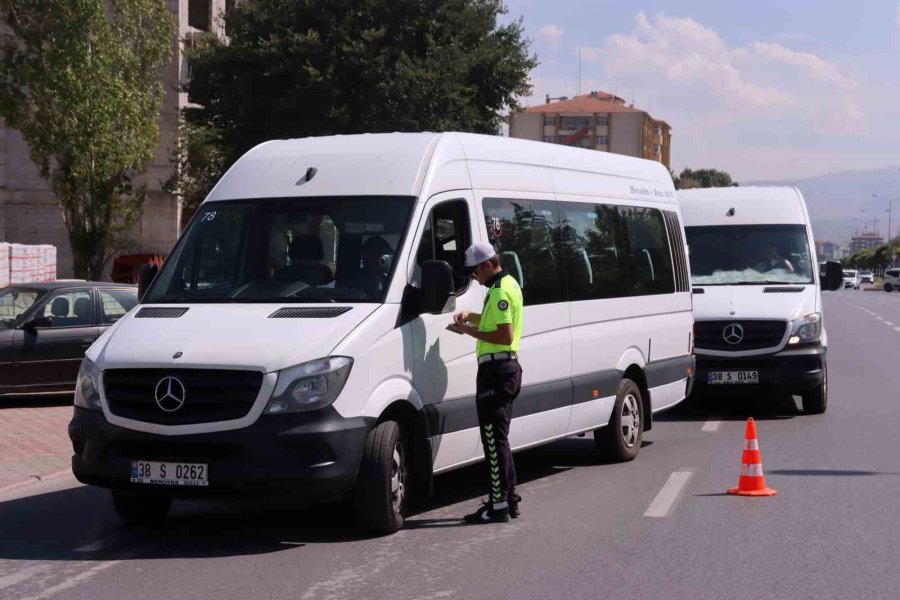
[475,358,523,506]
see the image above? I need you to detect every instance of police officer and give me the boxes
[451,242,524,524]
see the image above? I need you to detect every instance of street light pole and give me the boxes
[873,193,898,243]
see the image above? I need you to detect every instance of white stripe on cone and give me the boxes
[740,463,764,477]
[743,439,760,451]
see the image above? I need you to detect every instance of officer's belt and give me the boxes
[477,352,518,365]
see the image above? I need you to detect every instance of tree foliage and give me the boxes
[674,168,738,190]
[843,237,900,271]
[177,0,537,202]
[0,0,174,278]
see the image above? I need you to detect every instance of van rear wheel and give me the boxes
[352,420,407,534]
[595,378,644,462]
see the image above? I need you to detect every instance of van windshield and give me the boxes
[144,197,415,303]
[685,224,814,285]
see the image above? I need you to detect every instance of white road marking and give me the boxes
[645,471,693,518]
[701,419,721,432]
[894,327,900,333]
[0,565,47,591]
[886,322,894,326]
[17,560,126,600]
[876,316,884,321]
[74,535,117,553]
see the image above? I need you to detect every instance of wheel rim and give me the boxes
[390,442,406,515]
[621,394,640,448]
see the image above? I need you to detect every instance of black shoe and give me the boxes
[509,493,522,519]
[464,500,510,524]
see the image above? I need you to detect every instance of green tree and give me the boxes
[676,168,738,190]
[0,0,175,278]
[180,0,537,198]
[163,115,228,213]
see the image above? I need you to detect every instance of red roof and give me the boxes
[523,92,670,127]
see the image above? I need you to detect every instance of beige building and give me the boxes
[509,91,672,168]
[850,231,884,254]
[0,0,228,278]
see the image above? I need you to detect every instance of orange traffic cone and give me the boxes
[727,417,777,497]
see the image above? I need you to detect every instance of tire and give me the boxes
[802,365,827,415]
[594,378,644,462]
[886,283,893,292]
[111,490,172,524]
[352,420,408,534]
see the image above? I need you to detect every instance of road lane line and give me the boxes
[877,316,884,321]
[701,419,721,432]
[0,565,47,591]
[886,321,894,326]
[894,327,900,333]
[645,471,693,518]
[17,560,126,600]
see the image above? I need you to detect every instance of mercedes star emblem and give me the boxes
[722,323,745,345]
[154,376,187,413]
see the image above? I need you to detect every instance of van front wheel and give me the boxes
[802,366,827,415]
[595,378,644,462]
[352,420,407,534]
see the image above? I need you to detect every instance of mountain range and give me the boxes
[744,167,900,246]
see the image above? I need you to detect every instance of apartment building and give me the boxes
[509,91,672,168]
[850,231,885,254]
[0,0,228,278]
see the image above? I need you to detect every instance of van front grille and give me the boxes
[104,369,263,425]
[695,320,788,352]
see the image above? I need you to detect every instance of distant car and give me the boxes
[859,270,874,284]
[0,281,137,395]
[885,268,900,292]
[842,269,860,289]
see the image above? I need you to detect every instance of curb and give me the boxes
[0,469,74,496]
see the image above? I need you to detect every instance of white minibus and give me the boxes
[679,187,842,413]
[69,133,694,533]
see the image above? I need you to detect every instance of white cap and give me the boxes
[464,242,497,267]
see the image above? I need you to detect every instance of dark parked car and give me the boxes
[0,281,137,395]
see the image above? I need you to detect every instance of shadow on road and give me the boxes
[656,392,800,423]
[0,435,631,559]
[0,393,73,409]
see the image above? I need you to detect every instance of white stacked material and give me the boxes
[0,243,9,287]
[8,243,56,284]
[38,245,56,282]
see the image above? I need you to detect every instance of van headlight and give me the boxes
[265,357,353,414]
[788,313,821,345]
[74,357,103,410]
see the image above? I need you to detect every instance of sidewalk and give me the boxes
[0,397,74,491]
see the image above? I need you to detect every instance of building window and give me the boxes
[654,144,662,155]
[544,116,557,126]
[543,136,556,144]
[597,135,609,145]
[598,115,609,127]
[656,126,663,136]
[189,0,211,31]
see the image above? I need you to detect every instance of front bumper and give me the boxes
[69,407,374,501]
[692,344,825,397]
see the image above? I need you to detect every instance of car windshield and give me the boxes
[144,196,415,303]
[843,271,856,277]
[0,287,45,328]
[685,224,814,285]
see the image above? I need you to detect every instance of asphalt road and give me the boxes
[1,288,898,600]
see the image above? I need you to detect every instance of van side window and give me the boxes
[482,198,566,305]
[619,206,676,296]
[559,203,628,300]
[662,210,690,293]
[414,200,471,293]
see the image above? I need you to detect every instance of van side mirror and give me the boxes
[138,263,159,302]
[22,316,52,331]
[820,261,843,291]
[420,260,455,314]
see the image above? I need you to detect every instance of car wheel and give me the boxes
[352,420,407,534]
[886,283,893,292]
[111,490,172,524]
[802,365,827,415]
[594,378,643,462]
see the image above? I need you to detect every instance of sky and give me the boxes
[501,0,900,182]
